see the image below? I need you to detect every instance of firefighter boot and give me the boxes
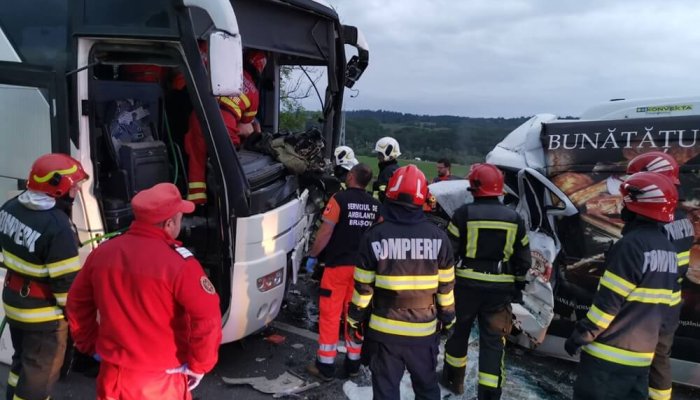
[441,363,465,395]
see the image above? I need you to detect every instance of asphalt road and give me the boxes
[3,276,698,399]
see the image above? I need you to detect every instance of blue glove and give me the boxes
[166,363,204,391]
[93,353,102,362]
[305,257,318,274]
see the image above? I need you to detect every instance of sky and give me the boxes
[318,0,700,118]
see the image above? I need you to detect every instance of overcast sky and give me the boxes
[322,0,700,118]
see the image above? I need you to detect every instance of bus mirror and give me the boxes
[208,30,243,96]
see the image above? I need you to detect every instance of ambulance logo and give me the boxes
[200,276,216,294]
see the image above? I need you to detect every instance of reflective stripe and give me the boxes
[33,165,78,183]
[219,97,242,118]
[318,343,337,352]
[317,355,335,364]
[351,289,372,308]
[599,270,636,298]
[586,305,614,329]
[438,267,455,283]
[437,291,455,307]
[582,341,654,367]
[188,182,206,189]
[627,287,676,304]
[447,222,459,237]
[378,185,386,192]
[521,235,529,246]
[347,316,360,327]
[54,292,68,307]
[47,256,81,277]
[670,291,682,306]
[677,250,690,267]
[354,267,375,284]
[347,351,361,361]
[466,221,517,260]
[456,268,515,283]
[648,386,672,400]
[13,395,27,400]
[369,314,437,337]
[374,274,438,290]
[478,371,500,388]
[8,371,18,387]
[187,193,207,201]
[2,250,49,278]
[239,93,252,108]
[4,304,63,323]
[445,353,467,368]
[515,275,527,282]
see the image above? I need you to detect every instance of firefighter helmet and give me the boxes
[246,50,267,74]
[626,151,680,185]
[468,163,504,197]
[385,164,428,207]
[27,153,88,198]
[374,137,401,162]
[620,172,677,223]
[334,146,359,171]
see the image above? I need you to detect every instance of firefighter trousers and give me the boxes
[366,336,440,400]
[444,285,513,400]
[97,361,190,400]
[648,304,680,400]
[316,266,361,375]
[6,319,68,400]
[573,352,648,400]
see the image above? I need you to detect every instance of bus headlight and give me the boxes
[257,268,284,292]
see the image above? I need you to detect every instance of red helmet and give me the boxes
[27,154,88,198]
[620,172,677,223]
[385,164,428,207]
[468,163,504,197]
[246,50,267,74]
[626,151,680,185]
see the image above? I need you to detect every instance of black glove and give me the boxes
[347,321,364,346]
[565,336,582,357]
[438,318,455,337]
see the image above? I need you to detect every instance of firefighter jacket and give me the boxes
[447,197,531,293]
[0,192,81,330]
[66,221,222,374]
[569,218,679,368]
[665,208,694,282]
[184,70,260,203]
[321,188,381,267]
[347,202,456,345]
[372,160,399,202]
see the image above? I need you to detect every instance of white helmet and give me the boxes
[374,137,401,162]
[334,146,359,171]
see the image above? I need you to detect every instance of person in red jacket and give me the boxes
[66,183,222,399]
[184,50,267,203]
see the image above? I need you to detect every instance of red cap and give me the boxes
[132,183,195,224]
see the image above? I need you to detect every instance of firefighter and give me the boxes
[184,50,267,204]
[565,172,679,400]
[333,145,359,188]
[304,163,381,380]
[371,136,401,202]
[442,162,531,399]
[0,153,87,400]
[347,165,456,400]
[66,183,222,399]
[626,152,693,400]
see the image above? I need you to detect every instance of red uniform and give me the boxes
[67,221,222,399]
[184,70,260,203]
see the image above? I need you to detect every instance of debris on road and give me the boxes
[222,371,320,398]
[265,333,287,345]
[291,343,305,350]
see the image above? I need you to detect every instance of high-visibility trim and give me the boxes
[670,290,681,306]
[478,371,500,388]
[317,355,335,364]
[439,267,455,283]
[243,111,258,118]
[374,274,438,290]
[187,192,207,201]
[648,386,672,400]
[437,291,455,307]
[47,256,81,277]
[318,343,337,352]
[8,371,18,387]
[456,268,515,283]
[582,341,654,367]
[515,275,527,282]
[54,292,68,307]
[188,182,206,189]
[33,165,78,183]
[599,270,636,298]
[347,351,361,360]
[4,304,63,324]
[447,222,459,237]
[627,287,676,304]
[219,96,242,118]
[368,314,437,337]
[347,316,360,327]
[586,305,614,329]
[677,251,690,267]
[353,267,375,284]
[13,395,27,400]
[239,93,252,108]
[378,185,386,192]
[351,289,372,308]
[465,220,517,260]
[445,353,467,368]
[521,235,529,246]
[2,250,49,278]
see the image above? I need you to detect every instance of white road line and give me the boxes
[270,321,319,341]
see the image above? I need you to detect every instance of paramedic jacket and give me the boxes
[372,160,399,202]
[447,197,530,294]
[569,218,679,368]
[347,205,456,345]
[321,188,381,267]
[0,194,80,330]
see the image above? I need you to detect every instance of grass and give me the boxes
[356,155,471,182]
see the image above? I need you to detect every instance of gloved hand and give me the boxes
[347,321,364,346]
[305,257,318,274]
[93,353,102,362]
[564,336,582,357]
[165,364,204,391]
[438,319,455,337]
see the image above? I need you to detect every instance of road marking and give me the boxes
[270,321,319,341]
